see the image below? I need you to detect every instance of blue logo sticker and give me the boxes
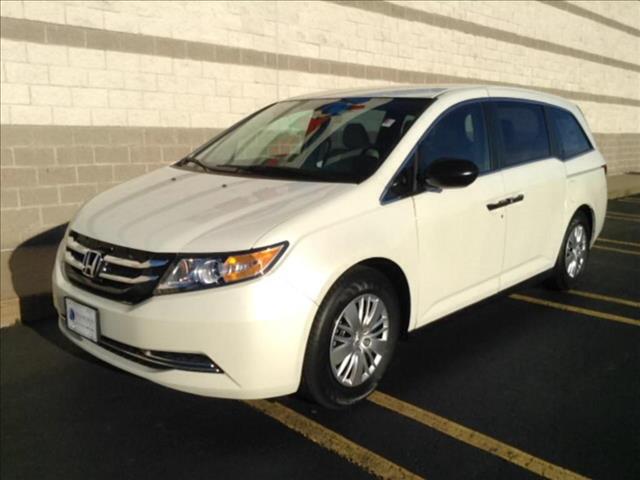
[69,309,75,321]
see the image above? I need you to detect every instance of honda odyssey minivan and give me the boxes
[53,85,607,408]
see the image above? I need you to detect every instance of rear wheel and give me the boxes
[547,211,591,290]
[299,266,400,408]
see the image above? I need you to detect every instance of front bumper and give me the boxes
[52,249,318,399]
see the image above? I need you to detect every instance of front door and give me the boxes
[413,101,506,326]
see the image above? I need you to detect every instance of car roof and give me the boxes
[290,84,573,108]
[290,85,455,99]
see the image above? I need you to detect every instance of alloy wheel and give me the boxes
[565,224,588,278]
[329,294,390,387]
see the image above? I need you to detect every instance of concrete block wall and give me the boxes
[1,1,639,324]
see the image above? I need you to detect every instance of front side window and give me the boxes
[548,107,592,159]
[182,97,431,183]
[493,101,550,166]
[417,102,490,176]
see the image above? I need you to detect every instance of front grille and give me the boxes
[64,231,174,304]
[61,317,222,373]
[99,336,223,373]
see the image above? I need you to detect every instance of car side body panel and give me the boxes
[256,192,421,331]
[564,151,608,244]
[413,169,507,327]
[499,158,568,290]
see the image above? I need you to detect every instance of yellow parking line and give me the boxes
[568,290,640,308]
[606,215,640,224]
[369,391,588,480]
[607,211,640,219]
[245,400,423,480]
[592,245,640,256]
[510,294,640,327]
[596,238,640,248]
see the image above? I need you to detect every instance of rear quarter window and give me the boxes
[493,101,551,166]
[548,107,593,159]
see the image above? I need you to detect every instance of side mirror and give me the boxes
[424,158,479,189]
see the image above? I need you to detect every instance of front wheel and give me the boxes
[299,266,400,409]
[547,211,591,290]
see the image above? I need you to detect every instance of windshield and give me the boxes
[179,97,431,183]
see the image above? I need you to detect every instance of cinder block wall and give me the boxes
[1,1,639,323]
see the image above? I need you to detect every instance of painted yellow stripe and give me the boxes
[607,211,640,219]
[369,391,588,480]
[245,400,423,480]
[592,245,640,256]
[510,294,640,327]
[568,290,640,308]
[596,238,640,248]
[606,215,640,224]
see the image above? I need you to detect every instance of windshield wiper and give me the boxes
[232,165,353,183]
[177,159,354,183]
[177,158,248,175]
[206,164,244,173]
[177,156,217,173]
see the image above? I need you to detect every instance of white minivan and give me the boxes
[53,85,607,408]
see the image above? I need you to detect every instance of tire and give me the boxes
[547,211,591,291]
[299,266,400,409]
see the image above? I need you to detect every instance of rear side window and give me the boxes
[548,107,592,159]
[493,101,550,166]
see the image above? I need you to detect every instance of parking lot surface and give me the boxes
[2,196,639,480]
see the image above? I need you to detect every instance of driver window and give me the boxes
[417,103,490,176]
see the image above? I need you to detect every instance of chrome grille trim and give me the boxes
[98,335,223,373]
[64,250,84,270]
[63,231,173,303]
[102,254,169,269]
[61,318,222,373]
[64,251,158,284]
[67,236,168,269]
[99,271,159,284]
[67,237,89,255]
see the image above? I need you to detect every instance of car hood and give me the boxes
[71,167,352,253]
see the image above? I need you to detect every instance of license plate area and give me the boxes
[65,297,100,342]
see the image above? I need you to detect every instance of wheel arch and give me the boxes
[353,257,412,338]
[575,203,595,244]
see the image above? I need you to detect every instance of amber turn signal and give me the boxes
[221,244,286,283]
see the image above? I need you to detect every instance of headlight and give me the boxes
[155,242,287,294]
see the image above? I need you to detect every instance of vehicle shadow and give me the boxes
[8,224,64,323]
[7,224,100,364]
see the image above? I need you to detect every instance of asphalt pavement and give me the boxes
[2,196,639,480]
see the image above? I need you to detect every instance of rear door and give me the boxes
[488,100,567,289]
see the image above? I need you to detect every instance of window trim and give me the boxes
[482,101,500,173]
[545,105,594,161]
[543,105,562,160]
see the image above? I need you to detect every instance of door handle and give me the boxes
[486,194,525,211]
[510,194,524,205]
[486,198,511,211]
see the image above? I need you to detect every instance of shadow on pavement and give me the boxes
[6,223,97,362]
[8,223,66,324]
